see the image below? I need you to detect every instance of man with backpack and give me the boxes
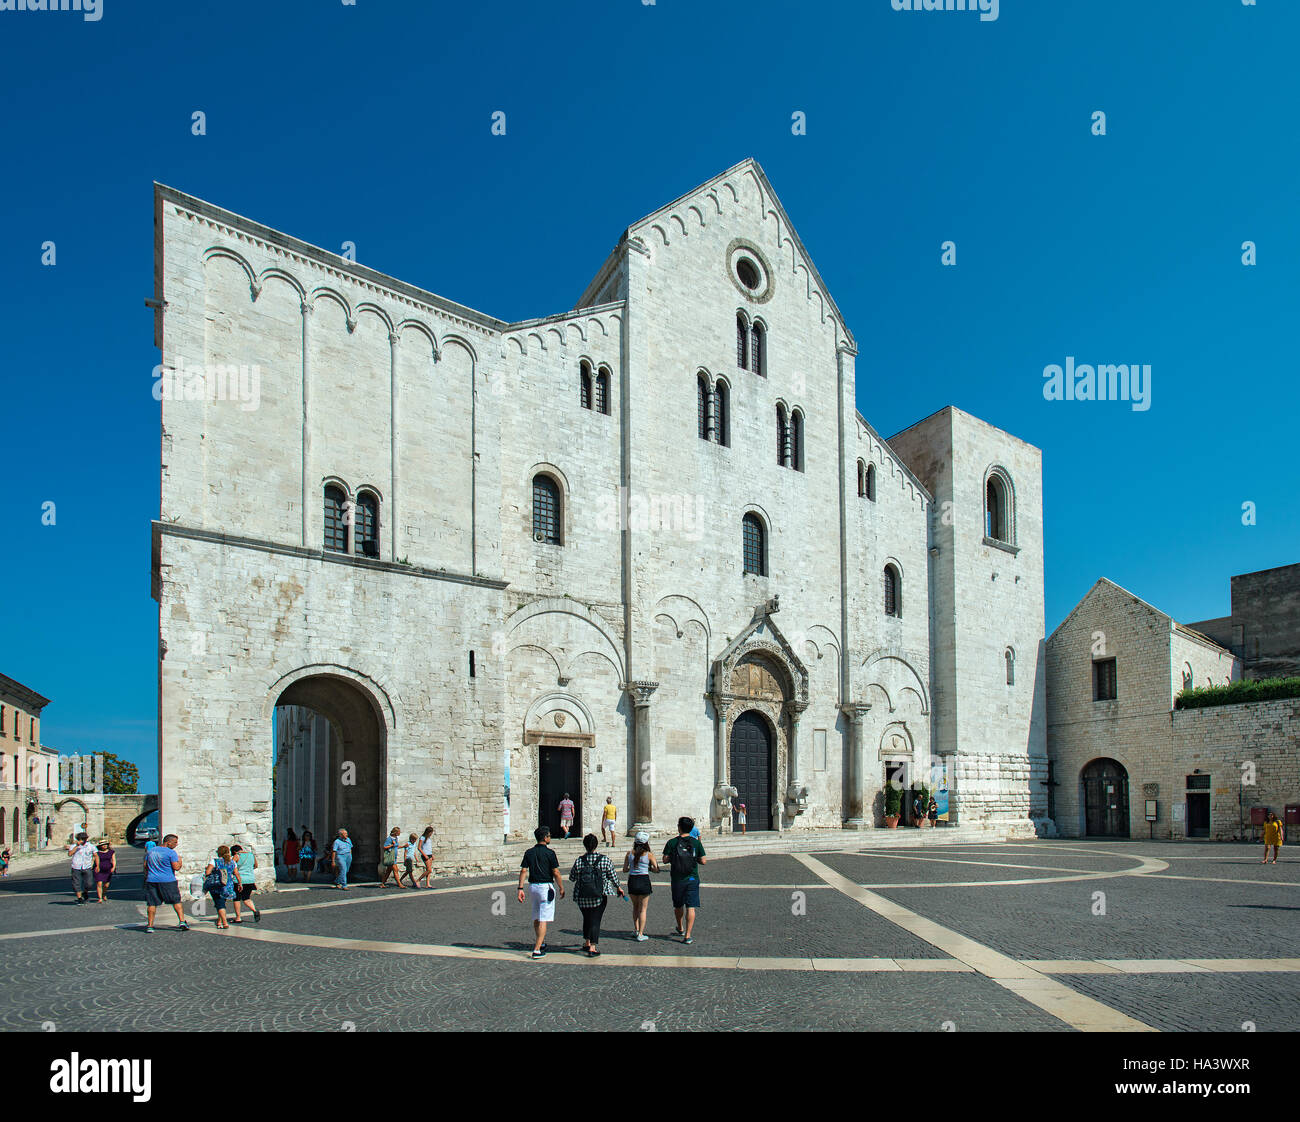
[662,816,706,944]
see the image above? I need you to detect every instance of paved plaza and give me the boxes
[1,840,1297,1033]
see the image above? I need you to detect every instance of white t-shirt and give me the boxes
[70,843,96,871]
[419,837,433,857]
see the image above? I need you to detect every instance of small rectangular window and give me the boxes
[469,651,476,678]
[1093,658,1118,701]
[1186,773,1211,791]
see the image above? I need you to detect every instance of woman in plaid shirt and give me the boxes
[569,833,625,957]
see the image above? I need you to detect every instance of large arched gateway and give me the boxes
[272,673,387,880]
[1081,758,1130,838]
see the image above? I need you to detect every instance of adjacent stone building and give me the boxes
[1046,576,1299,840]
[1187,562,1300,682]
[151,158,1047,883]
[0,673,59,852]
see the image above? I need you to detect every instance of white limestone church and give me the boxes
[151,158,1047,881]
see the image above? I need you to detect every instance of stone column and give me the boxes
[300,301,313,547]
[711,699,736,832]
[388,331,400,561]
[627,681,658,830]
[785,700,809,818]
[841,702,870,829]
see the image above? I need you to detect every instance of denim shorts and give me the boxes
[670,879,700,909]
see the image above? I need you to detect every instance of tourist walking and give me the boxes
[928,797,939,826]
[558,794,575,839]
[93,840,116,902]
[298,830,317,882]
[601,796,618,847]
[0,847,10,877]
[398,833,421,888]
[571,833,624,957]
[67,832,97,905]
[231,844,261,922]
[203,845,240,929]
[517,826,563,958]
[663,816,707,944]
[379,827,404,887]
[1262,811,1284,864]
[283,828,300,881]
[143,833,188,934]
[416,826,435,887]
[332,829,354,889]
[622,830,657,941]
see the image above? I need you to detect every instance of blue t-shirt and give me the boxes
[332,837,353,857]
[145,846,179,883]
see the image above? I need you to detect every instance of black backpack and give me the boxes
[575,853,604,898]
[669,837,697,878]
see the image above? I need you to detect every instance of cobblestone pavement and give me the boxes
[1,841,1295,1031]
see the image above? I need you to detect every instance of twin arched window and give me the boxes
[532,473,562,544]
[777,405,804,470]
[580,361,611,415]
[697,373,730,446]
[884,564,901,618]
[742,513,766,576]
[737,313,766,376]
[857,460,876,501]
[324,484,379,557]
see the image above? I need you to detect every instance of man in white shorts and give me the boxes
[517,826,563,958]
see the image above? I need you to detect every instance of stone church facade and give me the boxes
[150,159,1046,883]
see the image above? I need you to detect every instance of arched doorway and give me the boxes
[729,711,773,831]
[272,674,386,882]
[1082,758,1130,837]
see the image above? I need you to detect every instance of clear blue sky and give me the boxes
[2,1,1296,792]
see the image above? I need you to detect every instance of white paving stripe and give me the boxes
[791,852,1157,1033]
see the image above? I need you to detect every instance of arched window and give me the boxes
[595,367,610,415]
[697,374,709,441]
[356,491,379,557]
[750,321,766,376]
[777,404,790,467]
[884,565,901,617]
[1181,664,1193,692]
[857,460,866,497]
[986,469,1014,544]
[736,313,749,370]
[791,409,804,472]
[713,379,730,447]
[579,361,593,410]
[742,513,766,576]
[323,485,349,553]
[532,474,562,545]
[866,463,876,502]
[1005,647,1016,686]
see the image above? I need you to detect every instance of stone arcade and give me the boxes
[150,159,1047,883]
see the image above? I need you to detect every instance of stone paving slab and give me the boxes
[1054,972,1300,1033]
[871,873,1296,962]
[243,880,949,961]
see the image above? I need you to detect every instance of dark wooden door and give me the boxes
[1082,758,1130,837]
[729,712,772,830]
[539,747,581,837]
[1186,794,1210,837]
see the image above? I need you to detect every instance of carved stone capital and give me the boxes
[839,702,871,724]
[625,680,659,706]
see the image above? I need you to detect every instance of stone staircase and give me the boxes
[544,822,1023,863]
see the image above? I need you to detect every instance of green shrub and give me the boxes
[1175,677,1300,710]
[884,784,902,817]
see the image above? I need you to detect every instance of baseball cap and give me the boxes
[634,831,649,844]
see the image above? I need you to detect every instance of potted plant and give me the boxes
[883,783,901,828]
